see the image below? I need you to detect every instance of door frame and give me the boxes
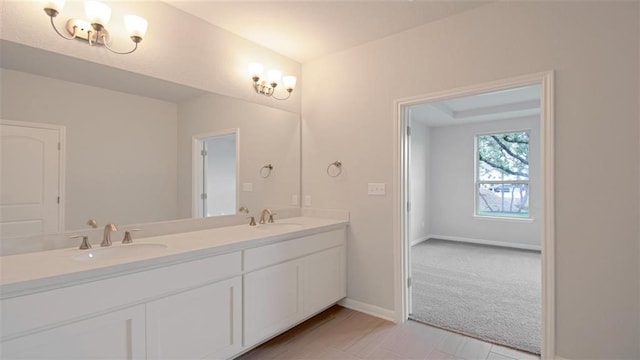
[191,128,240,218]
[0,119,66,234]
[392,71,555,358]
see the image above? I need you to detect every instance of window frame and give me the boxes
[473,129,532,221]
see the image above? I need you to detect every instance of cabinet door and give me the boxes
[244,259,303,347]
[1,305,145,359]
[303,245,346,316]
[146,276,242,359]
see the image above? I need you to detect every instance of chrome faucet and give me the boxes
[101,223,118,247]
[259,209,274,224]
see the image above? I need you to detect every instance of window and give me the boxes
[476,131,530,218]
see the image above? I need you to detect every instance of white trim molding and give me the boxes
[393,71,555,359]
[338,298,395,322]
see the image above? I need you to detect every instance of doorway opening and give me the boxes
[394,72,555,358]
[192,129,239,218]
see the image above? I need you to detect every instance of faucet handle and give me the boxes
[247,216,256,226]
[86,219,98,228]
[70,235,91,250]
[238,206,249,214]
[122,229,141,244]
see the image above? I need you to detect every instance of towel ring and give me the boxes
[260,164,273,178]
[326,161,342,177]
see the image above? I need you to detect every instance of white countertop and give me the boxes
[0,217,348,299]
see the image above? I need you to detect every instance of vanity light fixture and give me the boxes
[43,0,148,55]
[248,62,296,100]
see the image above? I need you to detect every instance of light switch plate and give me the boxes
[368,183,386,196]
[242,183,253,192]
[291,194,299,206]
[304,195,312,206]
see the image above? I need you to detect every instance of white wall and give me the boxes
[177,93,300,218]
[408,118,430,245]
[0,0,301,114]
[301,2,639,358]
[428,117,540,248]
[0,69,178,231]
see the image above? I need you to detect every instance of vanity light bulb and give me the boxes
[85,0,111,26]
[124,14,148,38]
[248,62,264,79]
[44,0,65,12]
[283,76,297,90]
[267,69,282,85]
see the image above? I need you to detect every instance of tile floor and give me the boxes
[237,306,539,360]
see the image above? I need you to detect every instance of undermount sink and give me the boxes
[72,243,168,262]
[255,222,304,231]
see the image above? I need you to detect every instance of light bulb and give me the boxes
[267,69,282,85]
[124,14,148,39]
[43,0,65,12]
[248,63,264,80]
[85,1,111,26]
[283,76,297,91]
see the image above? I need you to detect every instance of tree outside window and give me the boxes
[476,131,530,218]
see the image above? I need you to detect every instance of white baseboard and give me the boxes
[427,234,541,251]
[338,298,395,322]
[410,235,430,247]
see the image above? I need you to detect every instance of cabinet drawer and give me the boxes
[244,228,346,272]
[1,251,241,339]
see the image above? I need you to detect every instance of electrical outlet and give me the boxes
[304,195,312,207]
[291,194,299,206]
[368,183,386,196]
[242,183,253,192]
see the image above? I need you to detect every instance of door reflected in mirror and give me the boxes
[0,41,301,237]
[194,130,238,218]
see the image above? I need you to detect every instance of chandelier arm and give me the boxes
[88,30,97,46]
[252,81,261,94]
[102,35,139,54]
[50,16,77,40]
[271,92,292,101]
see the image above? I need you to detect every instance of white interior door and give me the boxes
[0,121,63,238]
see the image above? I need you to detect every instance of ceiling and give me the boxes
[410,84,541,127]
[164,1,489,63]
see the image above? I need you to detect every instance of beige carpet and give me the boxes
[410,239,541,354]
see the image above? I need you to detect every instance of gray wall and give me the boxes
[301,2,639,358]
[1,69,178,231]
[408,118,431,245]
[428,117,540,248]
[177,93,300,218]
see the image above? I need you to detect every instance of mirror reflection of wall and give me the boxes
[1,68,179,231]
[0,55,300,236]
[177,93,300,220]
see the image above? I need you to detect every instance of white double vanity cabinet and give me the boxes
[0,217,347,359]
